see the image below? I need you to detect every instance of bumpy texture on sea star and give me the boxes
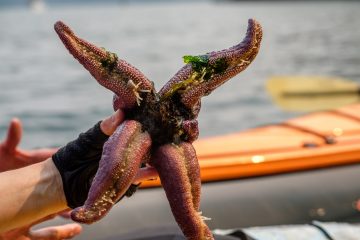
[55,19,262,240]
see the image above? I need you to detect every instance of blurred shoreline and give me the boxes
[1,0,359,9]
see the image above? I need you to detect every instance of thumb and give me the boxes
[134,166,158,184]
[29,223,82,240]
[100,110,125,136]
[4,118,22,152]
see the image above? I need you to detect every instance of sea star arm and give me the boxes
[54,21,154,109]
[159,19,262,111]
[71,120,151,223]
[181,120,199,143]
[151,142,213,240]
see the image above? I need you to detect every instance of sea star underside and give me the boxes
[54,19,262,240]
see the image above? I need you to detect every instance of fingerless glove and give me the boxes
[52,121,141,209]
[52,121,108,209]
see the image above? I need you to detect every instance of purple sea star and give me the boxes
[54,19,262,240]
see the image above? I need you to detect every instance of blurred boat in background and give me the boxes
[267,76,360,112]
[28,0,45,12]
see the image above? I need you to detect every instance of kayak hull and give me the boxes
[73,163,360,239]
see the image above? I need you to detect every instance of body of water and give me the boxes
[1,1,360,148]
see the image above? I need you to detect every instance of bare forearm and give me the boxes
[0,159,67,233]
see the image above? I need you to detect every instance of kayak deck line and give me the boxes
[331,108,360,123]
[279,122,336,145]
[141,103,360,188]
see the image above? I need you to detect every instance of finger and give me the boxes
[23,148,59,163]
[134,166,158,184]
[29,214,57,226]
[100,109,125,136]
[4,118,22,152]
[29,223,82,240]
[57,209,72,219]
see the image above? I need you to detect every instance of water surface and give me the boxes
[0,1,359,150]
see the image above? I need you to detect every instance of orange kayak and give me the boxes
[63,104,360,239]
[142,103,360,187]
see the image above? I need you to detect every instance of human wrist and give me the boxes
[0,159,67,233]
[43,159,68,210]
[30,159,68,218]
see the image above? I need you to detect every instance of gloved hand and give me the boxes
[52,110,129,209]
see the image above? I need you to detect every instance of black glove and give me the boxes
[52,121,107,209]
[52,121,140,209]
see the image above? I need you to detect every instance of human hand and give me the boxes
[0,211,81,240]
[0,118,58,172]
[0,119,82,239]
[52,110,158,209]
